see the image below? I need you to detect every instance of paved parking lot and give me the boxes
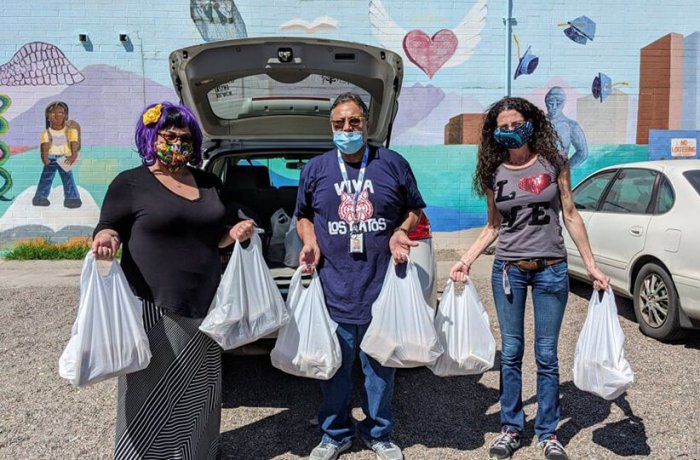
[2,233,700,459]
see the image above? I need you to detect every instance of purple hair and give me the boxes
[135,101,204,166]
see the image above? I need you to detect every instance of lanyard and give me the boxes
[337,147,369,224]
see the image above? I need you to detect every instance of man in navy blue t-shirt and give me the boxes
[296,92,426,460]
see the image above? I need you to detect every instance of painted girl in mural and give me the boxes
[92,102,254,459]
[32,101,82,208]
[449,97,609,460]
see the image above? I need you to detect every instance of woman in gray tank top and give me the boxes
[449,97,609,460]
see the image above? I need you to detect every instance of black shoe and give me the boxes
[32,197,50,206]
[489,427,522,459]
[64,198,82,208]
[538,435,569,460]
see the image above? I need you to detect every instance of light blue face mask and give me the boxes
[333,130,365,154]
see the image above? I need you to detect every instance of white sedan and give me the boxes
[563,160,700,341]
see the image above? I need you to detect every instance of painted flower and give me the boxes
[142,104,162,125]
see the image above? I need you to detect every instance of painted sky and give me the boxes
[2,0,698,109]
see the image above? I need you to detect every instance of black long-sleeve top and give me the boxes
[94,165,227,318]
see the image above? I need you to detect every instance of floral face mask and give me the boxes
[155,142,193,173]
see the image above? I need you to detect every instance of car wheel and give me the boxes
[633,263,685,341]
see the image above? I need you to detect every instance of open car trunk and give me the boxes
[169,37,404,146]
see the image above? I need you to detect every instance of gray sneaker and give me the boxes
[489,427,522,459]
[362,439,404,460]
[538,435,569,460]
[308,439,352,460]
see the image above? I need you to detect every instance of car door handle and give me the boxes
[629,226,643,236]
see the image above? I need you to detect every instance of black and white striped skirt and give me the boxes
[114,300,222,460]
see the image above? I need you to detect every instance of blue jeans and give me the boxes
[34,156,80,200]
[318,322,396,445]
[491,259,569,441]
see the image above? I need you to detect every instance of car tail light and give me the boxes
[408,212,432,240]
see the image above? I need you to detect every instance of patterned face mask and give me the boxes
[155,142,193,173]
[493,120,534,149]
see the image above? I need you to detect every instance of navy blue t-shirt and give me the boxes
[295,146,426,324]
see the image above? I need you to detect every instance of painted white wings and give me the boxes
[368,0,407,59]
[369,0,488,75]
[443,0,487,68]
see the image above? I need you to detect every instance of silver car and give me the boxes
[563,160,700,341]
[169,38,437,351]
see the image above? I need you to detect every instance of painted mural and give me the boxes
[369,0,487,79]
[0,0,698,244]
[191,0,248,42]
[0,95,11,202]
[0,42,84,87]
[32,101,83,209]
[545,87,588,168]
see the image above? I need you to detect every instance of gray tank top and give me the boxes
[492,156,566,260]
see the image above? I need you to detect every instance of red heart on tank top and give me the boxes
[518,174,552,195]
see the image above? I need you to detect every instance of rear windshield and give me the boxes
[208,74,371,120]
[683,170,700,196]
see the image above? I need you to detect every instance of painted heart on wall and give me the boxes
[402,29,458,78]
[518,174,552,195]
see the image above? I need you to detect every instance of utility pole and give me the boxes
[504,0,516,96]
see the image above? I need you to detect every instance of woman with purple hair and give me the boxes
[91,102,254,459]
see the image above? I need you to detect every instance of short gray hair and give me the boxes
[330,92,369,119]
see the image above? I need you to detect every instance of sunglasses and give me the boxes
[331,116,365,130]
[158,131,193,144]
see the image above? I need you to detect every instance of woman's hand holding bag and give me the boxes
[200,233,290,350]
[58,252,152,386]
[270,267,342,380]
[429,279,496,376]
[573,287,634,400]
[360,259,443,368]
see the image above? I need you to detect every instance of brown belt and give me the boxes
[510,257,566,271]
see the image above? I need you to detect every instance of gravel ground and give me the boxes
[2,255,700,459]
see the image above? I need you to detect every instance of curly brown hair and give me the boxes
[473,97,564,196]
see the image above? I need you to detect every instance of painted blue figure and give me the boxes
[32,101,82,208]
[545,87,588,168]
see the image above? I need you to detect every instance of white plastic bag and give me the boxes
[573,288,634,400]
[283,215,304,268]
[200,233,289,350]
[59,252,152,386]
[270,267,342,380]
[429,279,496,376]
[360,259,443,368]
[268,208,291,265]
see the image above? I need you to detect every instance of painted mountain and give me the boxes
[392,83,484,145]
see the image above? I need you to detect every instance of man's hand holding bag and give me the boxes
[270,267,342,380]
[360,259,443,368]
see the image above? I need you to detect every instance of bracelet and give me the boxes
[394,227,409,235]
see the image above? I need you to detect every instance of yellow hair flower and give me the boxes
[142,104,162,125]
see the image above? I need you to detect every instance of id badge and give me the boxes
[349,232,364,254]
